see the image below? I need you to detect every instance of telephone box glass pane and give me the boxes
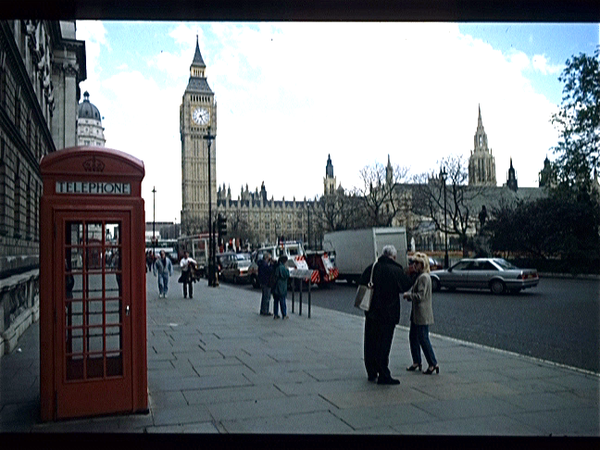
[67,222,83,246]
[87,327,103,353]
[106,223,121,244]
[106,326,122,352]
[65,301,83,328]
[70,274,83,299]
[86,247,102,270]
[87,273,103,299]
[63,219,124,382]
[104,247,121,272]
[67,247,84,271]
[105,300,121,324]
[87,300,103,326]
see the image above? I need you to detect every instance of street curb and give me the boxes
[325,305,600,378]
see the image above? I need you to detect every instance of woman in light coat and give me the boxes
[403,252,439,374]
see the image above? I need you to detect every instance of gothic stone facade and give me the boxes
[217,183,313,248]
[468,105,497,187]
[0,20,85,356]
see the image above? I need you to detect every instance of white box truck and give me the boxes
[322,227,408,283]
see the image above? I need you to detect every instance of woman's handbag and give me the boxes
[354,261,377,311]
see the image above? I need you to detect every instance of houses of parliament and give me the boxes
[179,39,550,249]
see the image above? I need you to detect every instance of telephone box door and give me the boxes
[55,211,132,418]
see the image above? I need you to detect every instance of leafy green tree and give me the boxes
[551,46,600,196]
[485,196,600,273]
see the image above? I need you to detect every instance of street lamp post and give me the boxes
[440,167,449,268]
[152,186,156,259]
[204,126,217,287]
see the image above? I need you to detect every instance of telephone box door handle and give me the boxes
[126,305,130,316]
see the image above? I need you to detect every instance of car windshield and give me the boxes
[493,259,517,270]
[287,247,301,256]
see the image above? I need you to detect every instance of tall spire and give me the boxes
[192,35,206,68]
[386,154,393,185]
[325,154,334,178]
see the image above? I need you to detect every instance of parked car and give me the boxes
[430,258,539,294]
[220,258,253,284]
[216,252,250,279]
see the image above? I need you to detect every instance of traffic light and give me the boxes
[217,214,227,238]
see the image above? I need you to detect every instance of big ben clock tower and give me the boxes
[180,36,217,235]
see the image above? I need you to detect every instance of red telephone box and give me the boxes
[39,146,147,421]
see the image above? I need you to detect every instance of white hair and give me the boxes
[382,245,397,259]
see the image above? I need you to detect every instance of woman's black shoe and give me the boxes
[406,364,422,372]
[423,366,439,375]
[377,377,400,385]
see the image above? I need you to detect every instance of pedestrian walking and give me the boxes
[179,251,197,299]
[153,250,173,298]
[146,250,154,272]
[272,254,290,320]
[360,245,412,385]
[257,252,274,315]
[404,252,439,375]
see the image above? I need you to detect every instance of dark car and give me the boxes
[430,258,539,294]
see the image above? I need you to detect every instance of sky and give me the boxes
[74,22,599,223]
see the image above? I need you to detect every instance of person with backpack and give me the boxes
[257,252,274,316]
[272,255,290,320]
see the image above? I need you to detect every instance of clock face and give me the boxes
[192,107,209,125]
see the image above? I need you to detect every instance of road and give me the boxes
[233,276,600,373]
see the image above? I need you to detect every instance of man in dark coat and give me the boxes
[359,244,412,385]
[257,252,274,315]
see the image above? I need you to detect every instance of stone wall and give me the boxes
[0,268,39,356]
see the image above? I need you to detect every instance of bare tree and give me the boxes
[413,154,484,256]
[352,162,410,227]
[226,209,259,249]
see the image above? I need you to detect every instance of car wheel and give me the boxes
[431,277,441,292]
[490,279,505,295]
[251,275,259,288]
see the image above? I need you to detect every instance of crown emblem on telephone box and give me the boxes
[83,156,105,172]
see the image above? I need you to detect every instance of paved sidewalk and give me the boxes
[1,270,598,436]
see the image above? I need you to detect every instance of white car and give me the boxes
[430,258,539,294]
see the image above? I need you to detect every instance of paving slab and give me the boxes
[0,272,597,437]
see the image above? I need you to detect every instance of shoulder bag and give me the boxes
[354,261,377,311]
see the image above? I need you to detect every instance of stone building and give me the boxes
[216,182,312,248]
[180,37,217,236]
[468,105,497,186]
[0,20,86,357]
[180,38,315,248]
[324,154,337,195]
[77,91,105,146]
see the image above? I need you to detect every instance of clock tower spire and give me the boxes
[180,37,217,235]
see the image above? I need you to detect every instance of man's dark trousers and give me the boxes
[364,316,396,381]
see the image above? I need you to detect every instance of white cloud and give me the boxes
[532,54,563,75]
[75,22,561,222]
